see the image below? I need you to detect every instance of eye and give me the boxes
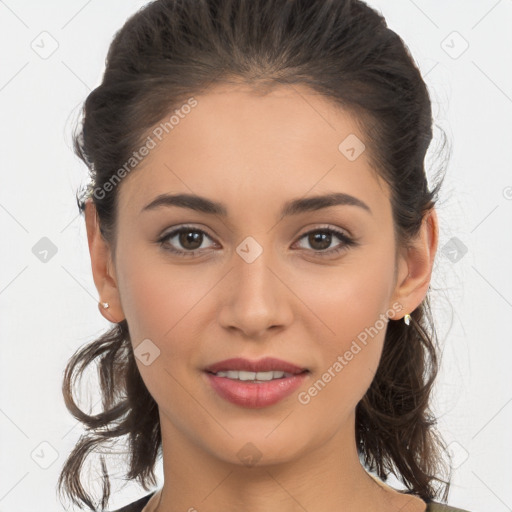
[158,225,217,256]
[293,226,356,256]
[158,224,357,258]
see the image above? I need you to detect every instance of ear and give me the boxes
[389,208,439,318]
[84,199,125,323]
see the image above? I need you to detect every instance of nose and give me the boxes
[217,243,294,339]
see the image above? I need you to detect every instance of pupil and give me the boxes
[180,230,202,250]
[310,232,331,250]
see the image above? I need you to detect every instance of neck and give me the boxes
[153,410,397,512]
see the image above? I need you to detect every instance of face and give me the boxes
[100,83,420,468]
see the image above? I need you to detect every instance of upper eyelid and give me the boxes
[160,225,216,242]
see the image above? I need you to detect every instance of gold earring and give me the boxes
[404,313,411,326]
[100,302,110,309]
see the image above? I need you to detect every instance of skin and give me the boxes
[85,83,438,512]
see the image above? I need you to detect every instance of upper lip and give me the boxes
[204,357,308,375]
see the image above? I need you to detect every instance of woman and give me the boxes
[57,0,471,511]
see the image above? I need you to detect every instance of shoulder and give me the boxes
[106,491,156,512]
[426,501,472,512]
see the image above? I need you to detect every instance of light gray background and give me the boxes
[1,1,511,511]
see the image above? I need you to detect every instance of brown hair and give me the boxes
[58,0,452,510]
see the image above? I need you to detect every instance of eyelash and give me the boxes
[157,224,357,258]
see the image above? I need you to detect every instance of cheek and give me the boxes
[296,247,396,347]
[293,247,396,410]
[115,253,208,406]
[116,249,208,344]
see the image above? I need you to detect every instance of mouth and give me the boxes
[204,356,308,376]
[207,369,303,382]
[203,357,310,408]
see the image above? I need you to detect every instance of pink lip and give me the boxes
[204,357,307,374]
[205,373,308,408]
[203,357,309,408]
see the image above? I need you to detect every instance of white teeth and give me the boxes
[257,371,284,380]
[215,370,289,381]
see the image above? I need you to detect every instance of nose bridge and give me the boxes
[218,233,291,336]
[233,233,279,308]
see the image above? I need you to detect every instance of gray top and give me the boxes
[427,503,472,512]
[107,492,473,512]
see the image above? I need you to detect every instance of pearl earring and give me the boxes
[404,313,411,326]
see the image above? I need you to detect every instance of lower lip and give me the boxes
[204,372,309,408]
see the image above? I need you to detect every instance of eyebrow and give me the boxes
[140,192,372,217]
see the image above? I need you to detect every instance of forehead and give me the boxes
[117,83,390,218]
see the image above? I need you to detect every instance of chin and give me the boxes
[201,427,312,469]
